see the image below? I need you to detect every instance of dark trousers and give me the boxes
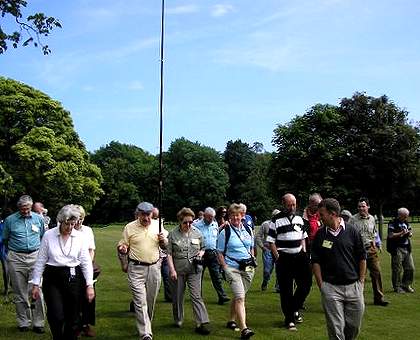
[202,249,227,299]
[161,257,172,301]
[276,251,312,324]
[42,265,83,340]
[81,283,96,326]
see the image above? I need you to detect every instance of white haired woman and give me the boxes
[31,205,94,340]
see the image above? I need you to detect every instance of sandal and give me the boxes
[240,328,255,339]
[226,321,238,330]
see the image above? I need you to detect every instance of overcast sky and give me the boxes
[2,0,420,154]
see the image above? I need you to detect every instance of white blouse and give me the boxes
[31,226,93,286]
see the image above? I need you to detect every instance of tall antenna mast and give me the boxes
[158,0,165,232]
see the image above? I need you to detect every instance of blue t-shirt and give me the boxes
[217,225,254,269]
[242,214,255,230]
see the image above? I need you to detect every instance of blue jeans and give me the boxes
[262,248,275,286]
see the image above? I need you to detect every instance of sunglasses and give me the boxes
[182,220,193,225]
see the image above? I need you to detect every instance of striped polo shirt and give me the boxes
[266,212,307,254]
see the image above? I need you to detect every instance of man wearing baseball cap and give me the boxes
[118,202,168,340]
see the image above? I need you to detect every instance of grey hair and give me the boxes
[17,195,33,207]
[309,193,322,203]
[57,205,81,224]
[204,207,216,216]
[398,207,410,217]
[238,203,247,212]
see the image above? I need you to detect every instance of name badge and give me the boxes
[191,238,200,245]
[70,267,76,276]
[31,224,39,233]
[322,240,333,249]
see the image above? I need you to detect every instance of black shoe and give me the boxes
[218,296,230,305]
[18,326,29,332]
[261,282,268,291]
[294,311,303,323]
[240,327,255,339]
[195,323,210,335]
[226,321,239,331]
[33,327,45,334]
[142,335,153,340]
[374,300,389,306]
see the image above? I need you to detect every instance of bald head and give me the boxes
[282,193,297,215]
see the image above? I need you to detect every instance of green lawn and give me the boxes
[1,224,419,339]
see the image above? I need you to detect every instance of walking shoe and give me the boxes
[287,322,297,331]
[195,323,211,335]
[240,327,255,339]
[82,325,96,337]
[33,327,45,334]
[18,326,29,332]
[294,311,303,323]
[218,296,230,305]
[174,321,183,328]
[394,287,405,294]
[142,335,153,340]
[374,300,389,306]
[403,286,415,293]
[261,282,268,291]
[226,321,240,331]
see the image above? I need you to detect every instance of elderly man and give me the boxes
[2,195,46,333]
[387,207,415,293]
[256,209,280,291]
[312,198,366,340]
[349,198,388,306]
[118,202,168,340]
[194,207,230,305]
[267,193,312,331]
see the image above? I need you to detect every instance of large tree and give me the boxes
[163,138,229,219]
[0,0,61,54]
[223,139,256,203]
[271,93,420,234]
[0,77,102,216]
[90,141,158,223]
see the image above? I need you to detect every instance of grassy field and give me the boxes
[0,223,419,340]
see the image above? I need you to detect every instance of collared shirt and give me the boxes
[193,219,219,250]
[326,218,346,237]
[217,224,254,269]
[3,211,45,253]
[255,219,270,249]
[266,213,307,254]
[348,213,376,247]
[31,226,93,286]
[118,219,168,264]
[167,225,204,273]
[79,225,96,250]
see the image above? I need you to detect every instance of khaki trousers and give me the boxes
[128,261,161,339]
[7,250,45,328]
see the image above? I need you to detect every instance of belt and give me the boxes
[14,249,38,254]
[129,258,158,266]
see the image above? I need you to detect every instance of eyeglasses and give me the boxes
[182,220,193,225]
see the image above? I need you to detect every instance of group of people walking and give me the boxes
[1,195,97,340]
[0,192,415,340]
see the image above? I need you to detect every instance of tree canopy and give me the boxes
[271,93,420,221]
[163,138,229,219]
[0,77,102,216]
[0,0,61,54]
[90,141,158,223]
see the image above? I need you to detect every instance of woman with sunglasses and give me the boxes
[167,207,210,335]
[31,205,94,340]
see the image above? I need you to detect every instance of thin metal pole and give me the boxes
[158,0,165,233]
